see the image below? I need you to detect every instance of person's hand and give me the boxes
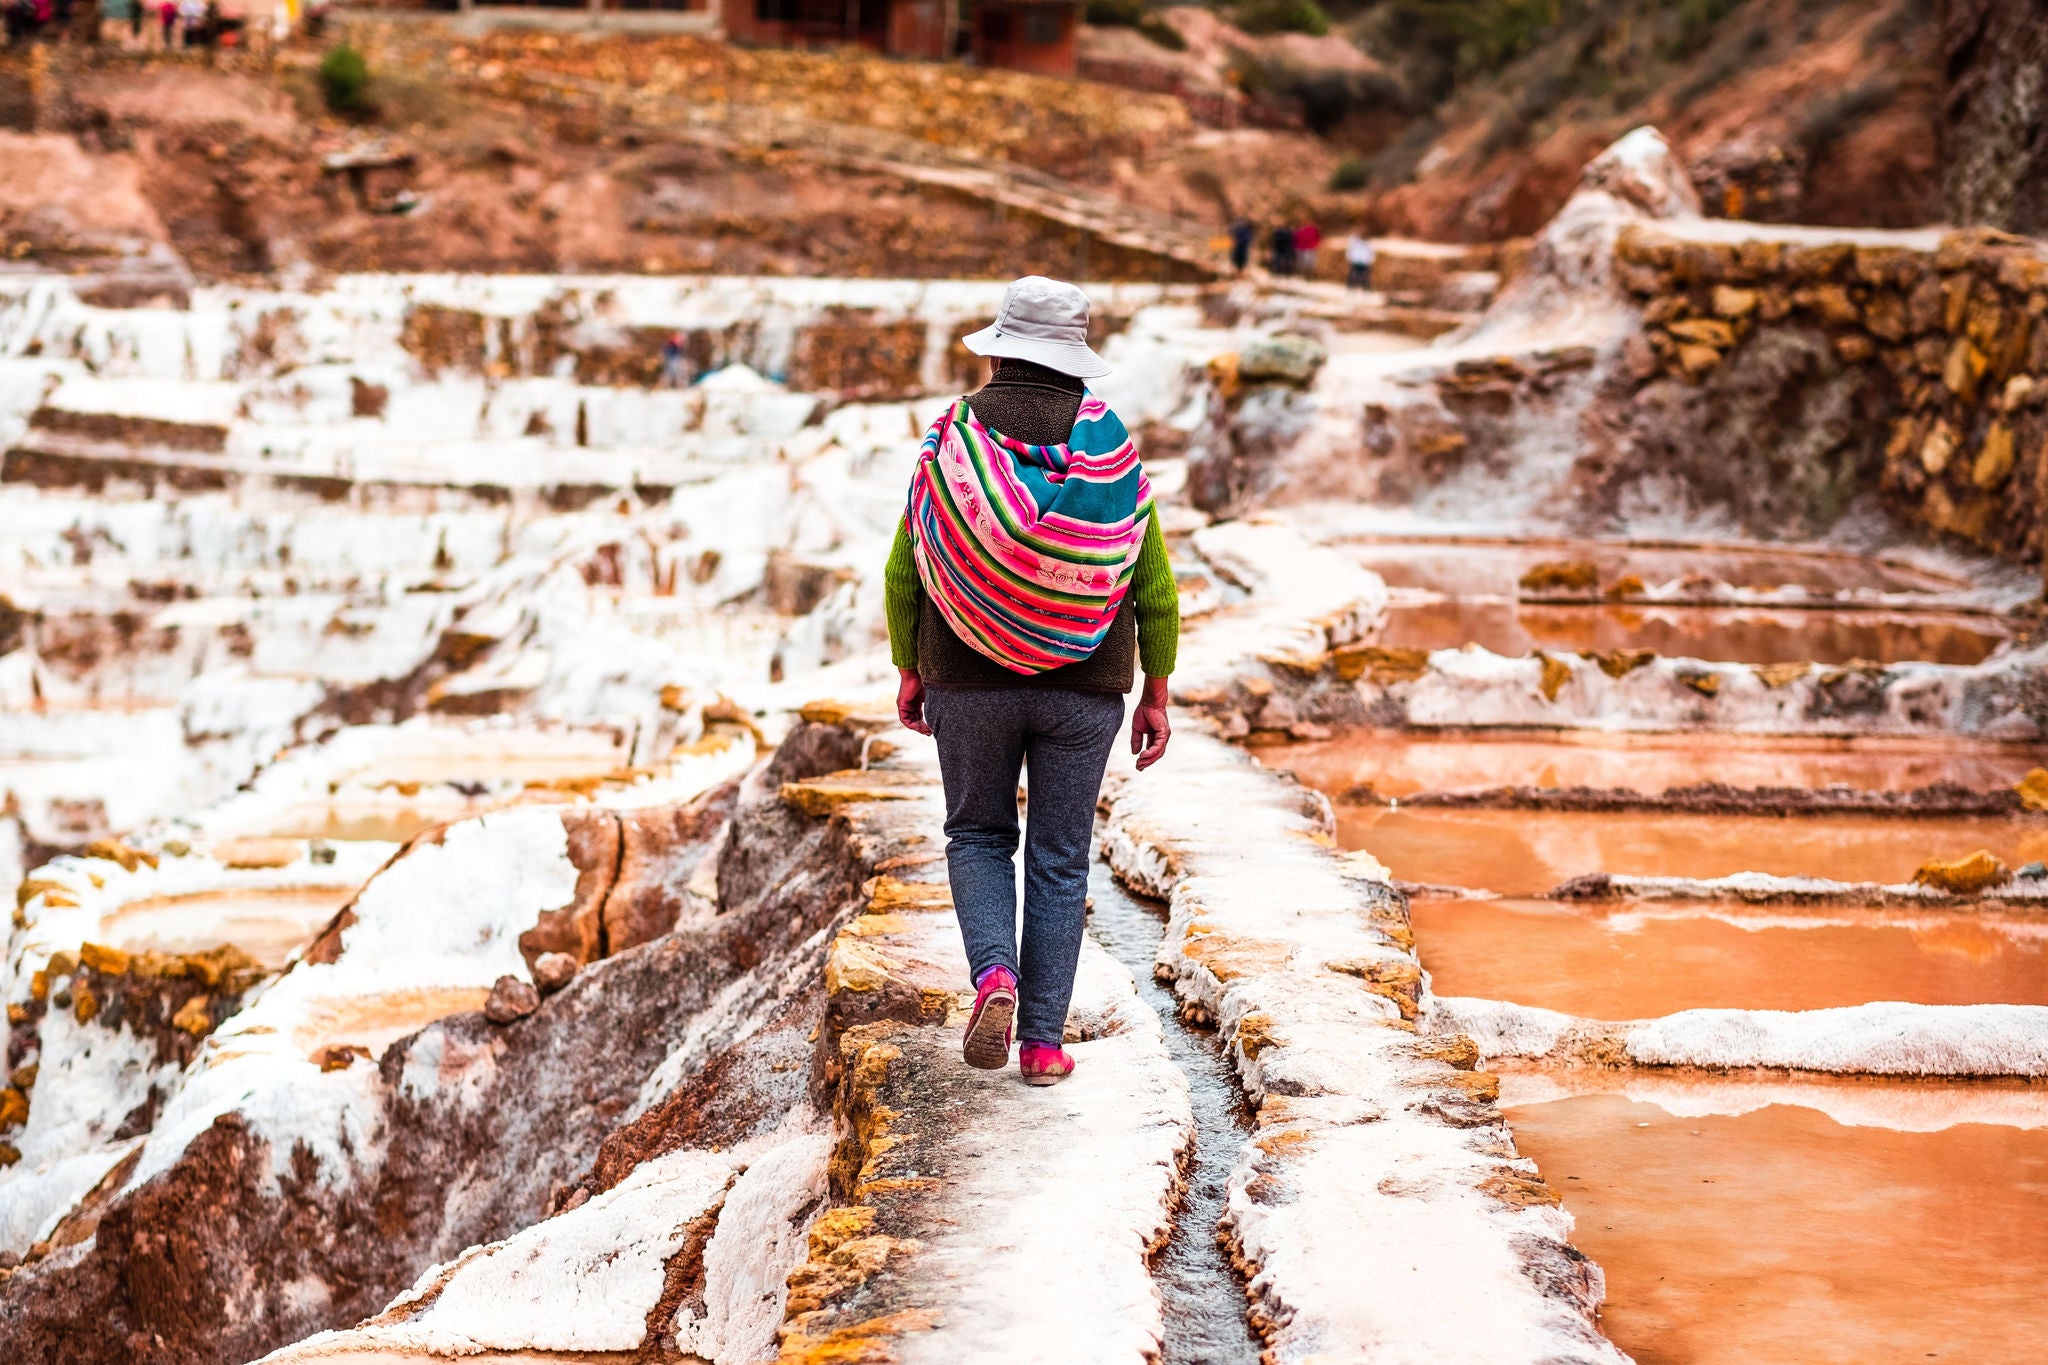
[896,668,932,736]
[1131,675,1170,771]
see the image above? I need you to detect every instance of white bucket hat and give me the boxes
[960,276,1113,379]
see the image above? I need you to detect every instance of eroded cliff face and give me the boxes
[0,756,864,1365]
[1940,0,2048,235]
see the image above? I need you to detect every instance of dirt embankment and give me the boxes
[0,37,1208,283]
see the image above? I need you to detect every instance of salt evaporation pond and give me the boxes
[1333,806,2048,895]
[1270,730,2043,801]
[1339,538,1968,598]
[1503,1086,2048,1365]
[1371,598,2003,666]
[1412,897,2048,1017]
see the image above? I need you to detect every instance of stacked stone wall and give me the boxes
[1610,224,2048,574]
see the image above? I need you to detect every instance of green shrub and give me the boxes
[1085,0,1146,25]
[1138,14,1188,49]
[1329,156,1370,191]
[1234,0,1330,38]
[319,44,372,117]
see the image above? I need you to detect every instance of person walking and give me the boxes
[1227,216,1255,275]
[659,331,689,388]
[1345,230,1376,291]
[1268,223,1297,277]
[885,276,1177,1088]
[1294,221,1322,278]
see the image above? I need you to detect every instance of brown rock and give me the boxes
[1943,273,1974,333]
[0,1087,26,1132]
[1536,653,1573,702]
[1668,317,1737,349]
[1944,338,1988,400]
[1787,243,1852,281]
[1710,285,1758,318]
[483,974,541,1025]
[171,994,214,1036]
[2015,769,2048,813]
[1752,661,1811,689]
[1518,560,1599,593]
[1973,422,2017,488]
[74,984,98,1024]
[1911,849,2009,895]
[1603,574,1647,600]
[1757,285,1794,321]
[533,951,579,994]
[77,942,131,976]
[8,1064,36,1091]
[519,810,616,970]
[1914,334,1949,375]
[82,839,158,873]
[310,1043,369,1072]
[1679,670,1722,696]
[1833,333,1876,363]
[1907,276,1945,333]
[1920,421,1958,475]
[1734,241,1783,276]
[0,1145,17,1169]
[1592,649,1654,678]
[1965,295,2007,352]
[1331,645,1432,684]
[1794,284,1860,327]
[1676,342,1723,376]
[1864,292,1909,341]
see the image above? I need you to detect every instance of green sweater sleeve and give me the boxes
[1132,514,1179,678]
[884,518,921,670]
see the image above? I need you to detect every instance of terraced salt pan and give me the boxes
[1338,536,1974,600]
[1330,804,2048,896]
[1437,997,2048,1076]
[1373,596,2005,667]
[1105,730,1622,1365]
[1410,895,2048,1018]
[1502,1084,2048,1365]
[1267,728,2045,800]
[261,1123,831,1364]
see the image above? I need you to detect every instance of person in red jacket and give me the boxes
[1294,222,1323,278]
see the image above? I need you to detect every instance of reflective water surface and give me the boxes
[1504,1090,2048,1365]
[1412,896,2048,1017]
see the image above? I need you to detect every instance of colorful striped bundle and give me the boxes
[906,394,1153,674]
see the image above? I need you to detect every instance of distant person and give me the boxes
[886,276,1178,1089]
[1345,232,1376,291]
[158,0,174,47]
[128,0,143,40]
[1294,222,1322,277]
[1227,217,1254,275]
[1268,224,1296,276]
[177,0,203,46]
[659,331,688,388]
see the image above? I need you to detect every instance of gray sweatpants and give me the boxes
[923,685,1125,1046]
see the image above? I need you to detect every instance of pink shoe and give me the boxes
[1019,1041,1075,1087]
[962,966,1017,1070]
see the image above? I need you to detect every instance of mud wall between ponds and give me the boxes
[1587,225,2048,574]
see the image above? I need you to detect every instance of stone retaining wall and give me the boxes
[1603,224,2048,577]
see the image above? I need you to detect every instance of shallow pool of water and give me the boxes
[105,885,362,970]
[1333,806,2048,895]
[1373,599,2003,666]
[1503,1089,2048,1365]
[1413,897,2048,1017]
[1342,539,1967,599]
[1267,731,2040,801]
